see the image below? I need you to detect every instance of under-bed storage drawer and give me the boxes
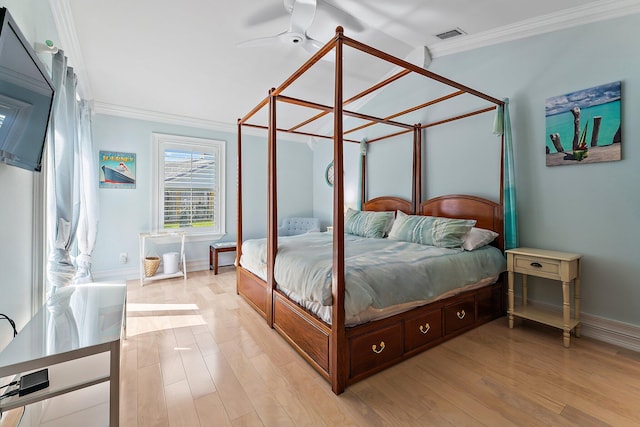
[476,284,502,321]
[274,295,329,373]
[404,308,442,352]
[444,297,475,334]
[237,268,267,318]
[349,323,403,378]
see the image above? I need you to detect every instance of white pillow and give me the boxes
[462,227,499,251]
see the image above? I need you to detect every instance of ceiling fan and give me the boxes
[237,0,328,54]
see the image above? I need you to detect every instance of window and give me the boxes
[152,133,225,238]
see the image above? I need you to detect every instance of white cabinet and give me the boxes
[139,232,187,286]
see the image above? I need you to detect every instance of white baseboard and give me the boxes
[519,299,640,353]
[92,258,212,282]
[580,313,640,353]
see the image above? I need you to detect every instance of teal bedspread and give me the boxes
[240,232,506,325]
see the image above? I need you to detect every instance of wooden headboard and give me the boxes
[363,194,503,250]
[421,194,504,250]
[363,196,413,214]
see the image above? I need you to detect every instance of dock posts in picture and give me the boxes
[545,81,621,166]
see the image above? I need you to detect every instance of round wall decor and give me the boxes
[325,161,334,186]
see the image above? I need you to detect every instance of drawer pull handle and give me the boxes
[530,262,542,268]
[372,341,385,354]
[457,310,466,320]
[419,323,431,334]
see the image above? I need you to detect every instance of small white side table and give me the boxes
[139,232,187,286]
[506,247,582,347]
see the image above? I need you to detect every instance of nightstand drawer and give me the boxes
[512,255,561,280]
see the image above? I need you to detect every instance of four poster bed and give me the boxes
[235,28,507,395]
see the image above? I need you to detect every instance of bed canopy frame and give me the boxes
[236,27,506,394]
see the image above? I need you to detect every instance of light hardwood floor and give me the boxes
[122,268,640,426]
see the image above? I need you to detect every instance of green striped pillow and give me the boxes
[388,211,476,248]
[344,208,395,238]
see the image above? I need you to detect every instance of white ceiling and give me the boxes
[54,0,640,131]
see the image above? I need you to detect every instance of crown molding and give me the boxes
[48,0,92,99]
[93,101,238,133]
[92,101,313,143]
[430,0,640,57]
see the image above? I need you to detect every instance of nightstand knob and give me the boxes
[530,262,542,268]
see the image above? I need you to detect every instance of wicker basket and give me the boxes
[144,256,160,277]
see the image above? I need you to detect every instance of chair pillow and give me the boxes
[388,211,476,248]
[345,208,394,238]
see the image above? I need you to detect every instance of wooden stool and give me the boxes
[209,242,237,275]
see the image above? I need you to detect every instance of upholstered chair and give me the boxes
[278,217,320,236]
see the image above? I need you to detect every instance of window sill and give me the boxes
[183,232,226,243]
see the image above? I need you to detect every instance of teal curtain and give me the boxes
[356,139,367,210]
[494,99,518,250]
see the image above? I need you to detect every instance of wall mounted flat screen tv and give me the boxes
[0,7,55,172]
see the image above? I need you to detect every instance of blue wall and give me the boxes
[91,114,314,279]
[345,14,640,326]
[439,15,640,325]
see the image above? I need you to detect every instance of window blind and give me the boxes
[163,149,216,229]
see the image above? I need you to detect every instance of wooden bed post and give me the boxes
[415,124,422,211]
[266,88,278,327]
[412,124,422,214]
[236,119,243,293]
[360,142,367,208]
[330,27,347,395]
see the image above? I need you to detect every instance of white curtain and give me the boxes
[46,51,96,291]
[73,100,99,284]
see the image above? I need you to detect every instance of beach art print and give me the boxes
[545,81,621,166]
[99,151,136,189]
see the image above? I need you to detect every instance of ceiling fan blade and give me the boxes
[236,32,289,48]
[302,36,334,61]
[322,2,365,32]
[303,36,324,52]
[289,0,317,34]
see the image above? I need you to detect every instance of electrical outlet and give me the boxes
[120,252,128,264]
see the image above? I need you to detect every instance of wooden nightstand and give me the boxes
[506,247,582,347]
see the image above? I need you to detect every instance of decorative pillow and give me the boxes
[462,227,499,251]
[431,217,477,248]
[344,208,394,238]
[387,211,436,245]
[388,211,476,248]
